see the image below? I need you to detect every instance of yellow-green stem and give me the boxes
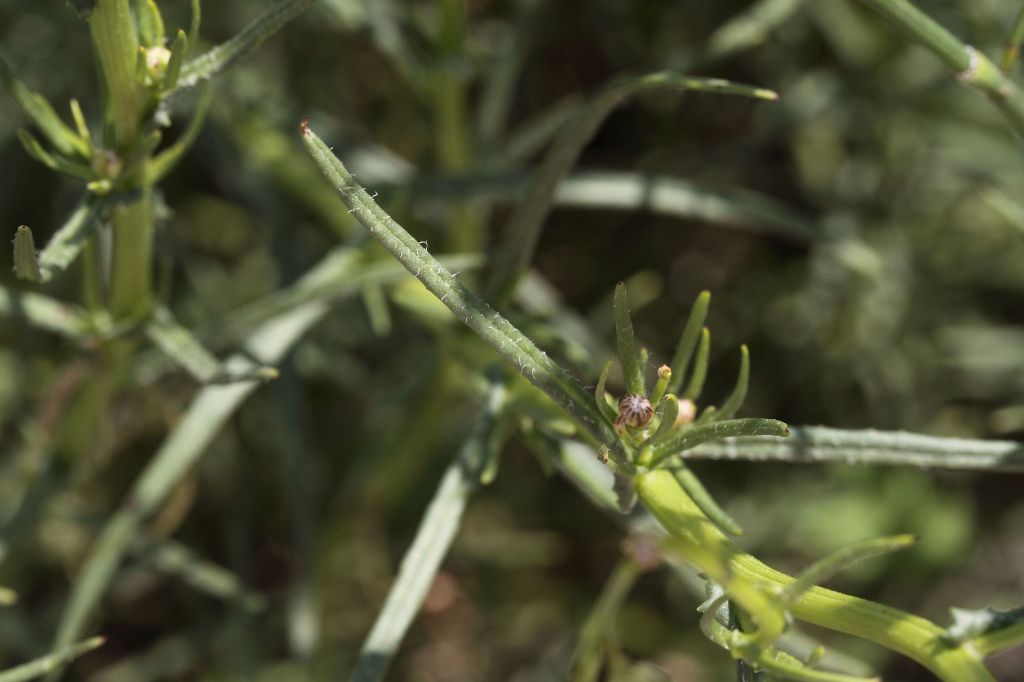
[635,469,995,681]
[434,0,482,255]
[108,188,154,321]
[90,0,141,148]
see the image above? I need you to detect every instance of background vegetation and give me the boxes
[0,0,1022,680]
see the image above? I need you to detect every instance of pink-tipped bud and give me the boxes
[675,399,697,426]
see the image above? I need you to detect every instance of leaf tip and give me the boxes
[299,115,310,137]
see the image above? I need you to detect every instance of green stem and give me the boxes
[635,469,995,681]
[433,0,480,254]
[854,0,1024,136]
[89,0,140,148]
[108,187,153,321]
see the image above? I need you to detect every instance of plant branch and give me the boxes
[853,0,1024,136]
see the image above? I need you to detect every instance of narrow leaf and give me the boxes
[484,73,778,303]
[687,425,1024,473]
[68,99,92,150]
[300,121,617,446]
[162,29,189,93]
[189,0,202,49]
[0,637,104,682]
[149,83,211,182]
[594,358,618,425]
[651,417,789,465]
[613,282,644,395]
[16,130,92,179]
[0,285,91,338]
[667,291,710,395]
[145,304,278,383]
[134,0,165,47]
[683,327,711,401]
[176,0,315,91]
[349,380,507,682]
[782,535,915,605]
[650,394,680,444]
[717,344,750,421]
[672,465,744,536]
[50,296,334,666]
[30,196,103,283]
[0,54,88,158]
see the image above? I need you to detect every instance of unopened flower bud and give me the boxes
[616,394,654,428]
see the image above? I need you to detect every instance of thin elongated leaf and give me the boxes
[301,121,616,446]
[683,327,711,401]
[706,0,805,60]
[162,29,189,93]
[483,72,778,302]
[349,380,507,682]
[134,538,266,611]
[572,558,642,682]
[651,394,679,444]
[672,465,744,536]
[716,345,750,421]
[176,0,315,91]
[651,417,789,465]
[594,359,617,425]
[782,536,915,605]
[16,130,92,179]
[145,305,277,383]
[149,83,212,182]
[0,637,104,682]
[688,425,1024,473]
[0,285,92,338]
[0,54,88,158]
[49,296,334,667]
[613,283,644,396]
[667,291,710,395]
[134,0,165,47]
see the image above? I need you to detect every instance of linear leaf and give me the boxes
[0,637,104,682]
[0,286,91,338]
[651,417,789,465]
[49,297,334,668]
[483,72,778,302]
[688,426,1024,473]
[349,379,507,682]
[26,197,103,283]
[613,282,644,396]
[667,291,710,395]
[0,54,88,158]
[301,121,616,446]
[176,0,315,91]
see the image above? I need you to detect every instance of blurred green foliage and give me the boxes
[1,0,1023,679]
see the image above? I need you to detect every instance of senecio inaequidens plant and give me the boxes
[300,117,1021,682]
[2,1,1024,681]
